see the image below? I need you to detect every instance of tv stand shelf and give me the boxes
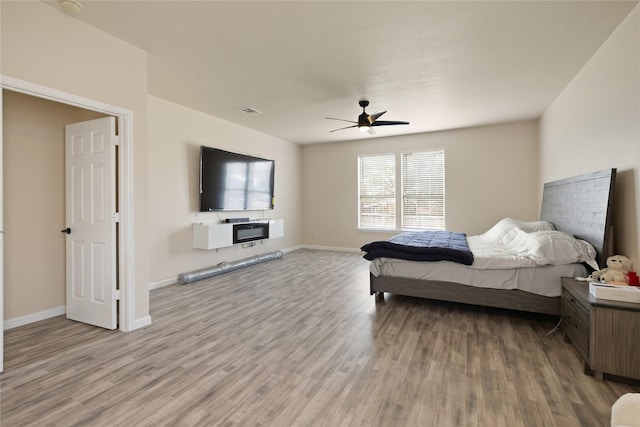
[193,219,283,250]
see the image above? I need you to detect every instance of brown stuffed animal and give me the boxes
[591,255,633,283]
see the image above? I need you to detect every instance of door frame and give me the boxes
[0,75,136,340]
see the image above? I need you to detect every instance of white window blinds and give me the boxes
[358,153,395,228]
[402,149,445,230]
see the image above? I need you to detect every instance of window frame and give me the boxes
[400,149,445,230]
[357,148,445,231]
[357,152,396,230]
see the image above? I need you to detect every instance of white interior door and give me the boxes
[65,117,117,330]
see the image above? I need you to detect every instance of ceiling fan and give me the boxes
[326,100,410,133]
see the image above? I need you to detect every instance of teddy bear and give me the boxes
[590,254,633,283]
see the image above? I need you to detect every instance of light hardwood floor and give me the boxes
[1,249,638,426]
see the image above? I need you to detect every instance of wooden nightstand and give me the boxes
[561,277,640,381]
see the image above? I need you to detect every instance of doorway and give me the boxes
[1,76,137,373]
[4,91,110,328]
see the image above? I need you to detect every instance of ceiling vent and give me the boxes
[239,107,262,115]
[58,0,84,14]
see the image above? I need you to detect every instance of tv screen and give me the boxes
[199,146,275,212]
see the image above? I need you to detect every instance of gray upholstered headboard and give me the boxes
[540,168,616,269]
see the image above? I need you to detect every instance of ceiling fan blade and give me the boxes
[370,120,410,127]
[368,111,387,124]
[326,117,357,124]
[329,124,358,133]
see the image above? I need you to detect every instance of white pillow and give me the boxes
[522,230,596,266]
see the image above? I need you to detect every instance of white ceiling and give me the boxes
[51,1,637,144]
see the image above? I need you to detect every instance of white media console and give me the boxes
[193,219,284,250]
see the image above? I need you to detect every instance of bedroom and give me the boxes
[1,0,640,424]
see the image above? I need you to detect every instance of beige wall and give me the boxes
[2,91,105,320]
[1,1,150,324]
[540,4,640,267]
[301,120,539,249]
[147,96,302,284]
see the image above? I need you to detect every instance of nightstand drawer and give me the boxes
[562,291,589,361]
[562,288,589,323]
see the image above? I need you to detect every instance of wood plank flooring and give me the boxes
[1,249,638,426]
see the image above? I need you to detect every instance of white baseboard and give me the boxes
[4,306,66,330]
[4,307,153,332]
[149,277,177,290]
[299,244,361,253]
[130,315,152,331]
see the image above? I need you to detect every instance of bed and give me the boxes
[366,169,617,315]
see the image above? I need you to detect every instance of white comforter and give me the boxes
[466,218,598,270]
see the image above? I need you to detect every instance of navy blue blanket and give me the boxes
[360,230,474,265]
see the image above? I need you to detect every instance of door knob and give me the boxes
[61,227,71,234]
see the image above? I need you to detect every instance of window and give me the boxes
[358,153,395,229]
[402,149,445,230]
[358,149,445,230]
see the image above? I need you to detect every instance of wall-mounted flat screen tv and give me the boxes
[199,146,275,212]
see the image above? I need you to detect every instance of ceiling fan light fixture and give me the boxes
[326,99,409,133]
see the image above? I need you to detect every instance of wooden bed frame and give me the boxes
[370,169,617,315]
